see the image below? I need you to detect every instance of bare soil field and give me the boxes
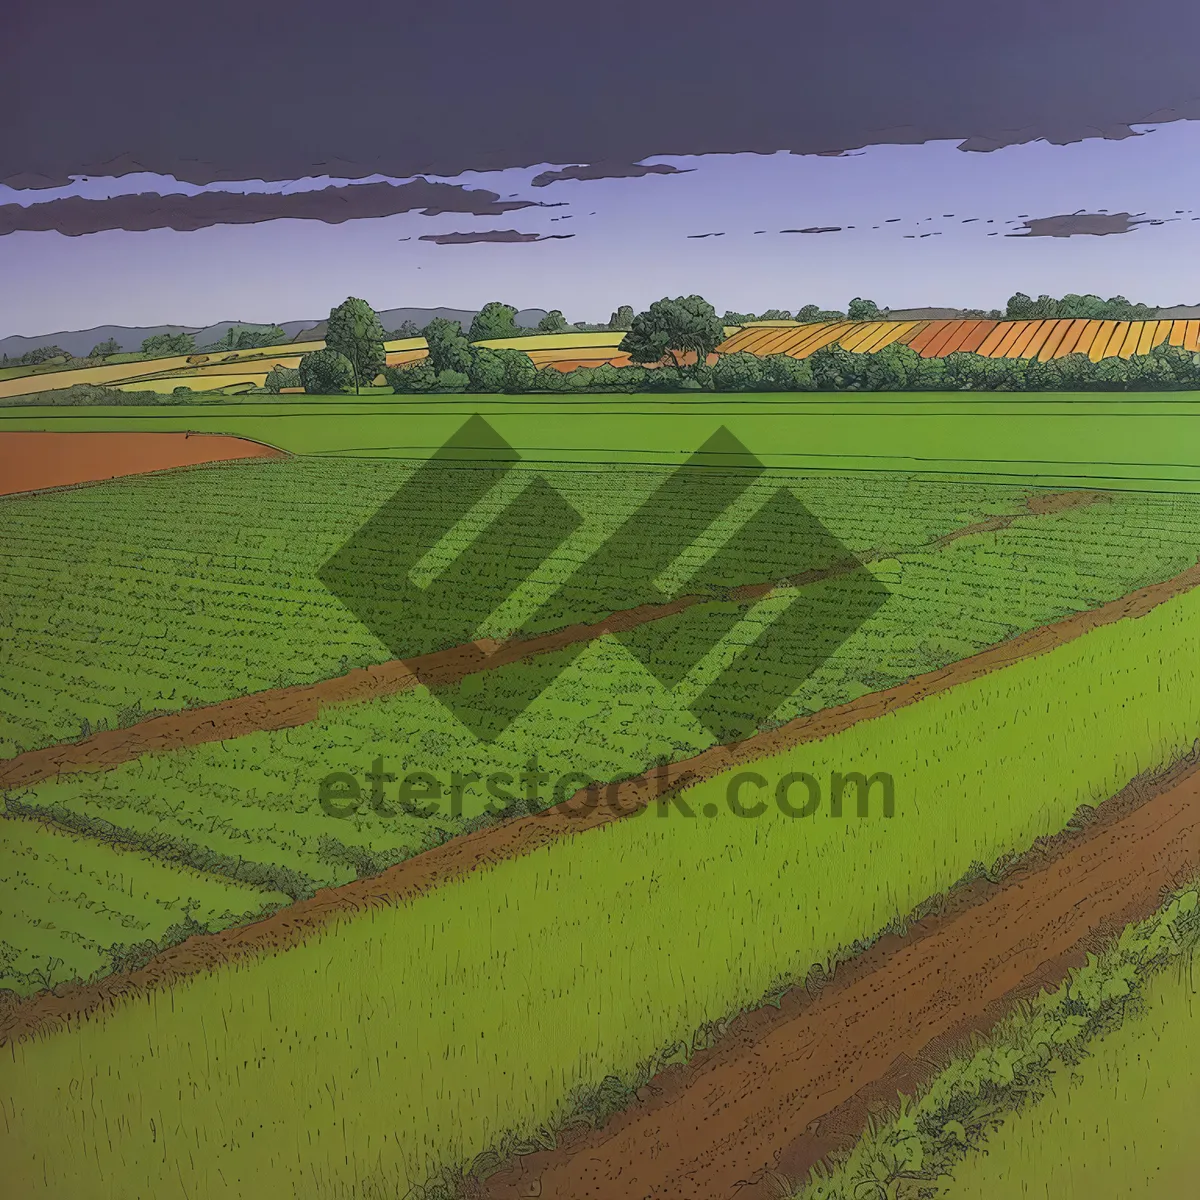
[0,431,286,496]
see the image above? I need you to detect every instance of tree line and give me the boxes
[282,294,1200,397]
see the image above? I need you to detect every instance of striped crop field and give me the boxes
[717,318,1200,362]
[5,580,1200,1196]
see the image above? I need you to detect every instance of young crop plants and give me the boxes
[0,815,288,995]
[0,456,1054,755]
[796,882,1200,1199]
[4,576,1200,1197]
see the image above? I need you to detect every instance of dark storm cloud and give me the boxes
[530,162,694,187]
[5,0,1200,188]
[418,230,576,244]
[1007,212,1169,237]
[0,180,542,237]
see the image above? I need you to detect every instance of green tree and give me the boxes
[422,318,472,375]
[435,368,470,392]
[299,348,355,395]
[757,308,792,320]
[721,311,756,325]
[88,337,122,358]
[606,304,635,331]
[468,301,519,342]
[467,347,507,392]
[325,297,386,394]
[386,320,421,339]
[536,310,570,333]
[141,332,195,357]
[619,295,724,372]
[847,297,881,321]
[264,364,302,393]
[795,304,845,323]
[384,360,437,393]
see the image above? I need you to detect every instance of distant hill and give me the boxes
[0,309,551,359]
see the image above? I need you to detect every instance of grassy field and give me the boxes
[4,581,1200,1197]
[1,459,1057,755]
[796,883,1200,1199]
[943,964,1199,1198]
[11,486,1200,918]
[0,816,288,995]
[7,396,1200,488]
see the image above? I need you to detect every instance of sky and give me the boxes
[4,0,1200,336]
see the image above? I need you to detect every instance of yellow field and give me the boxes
[118,374,271,393]
[473,331,625,351]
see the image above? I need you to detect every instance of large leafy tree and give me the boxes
[299,348,355,395]
[619,295,724,372]
[847,297,881,321]
[422,317,472,374]
[537,309,569,333]
[468,301,520,342]
[325,297,387,394]
[606,304,634,331]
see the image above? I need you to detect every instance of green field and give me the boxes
[4,580,1199,1196]
[0,458,1061,755]
[797,884,1200,1199]
[8,395,1200,488]
[8,477,1200,919]
[944,964,1199,1198]
[0,816,288,995]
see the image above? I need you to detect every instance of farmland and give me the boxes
[10,395,1200,489]
[5,322,1200,1196]
[0,458,1041,753]
[7,485,1200,913]
[718,316,1200,361]
[4,577,1200,1195]
[941,960,1199,1198]
[0,816,288,995]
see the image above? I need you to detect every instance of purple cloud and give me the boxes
[0,180,543,237]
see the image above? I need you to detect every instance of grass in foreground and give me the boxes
[797,883,1200,1199]
[3,581,1200,1197]
[942,963,1199,1199]
[0,816,288,995]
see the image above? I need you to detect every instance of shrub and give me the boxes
[264,365,302,393]
[298,348,355,395]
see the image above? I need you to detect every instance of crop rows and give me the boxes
[6,576,1200,1197]
[718,317,1200,362]
[14,489,1200,915]
[0,457,1031,754]
[0,816,287,994]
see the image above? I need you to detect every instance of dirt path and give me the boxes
[2,551,1195,1048]
[0,489,1108,791]
[0,431,286,496]
[474,751,1200,1200]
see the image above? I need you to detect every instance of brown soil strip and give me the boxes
[2,549,1197,1048]
[472,750,1200,1200]
[0,490,1106,792]
[0,431,286,497]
